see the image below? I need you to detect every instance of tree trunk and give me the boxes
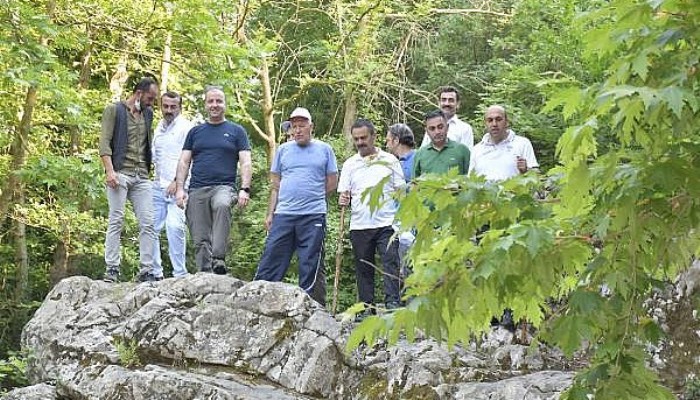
[161,31,172,93]
[260,57,276,167]
[341,88,357,141]
[0,86,37,229]
[13,204,28,301]
[51,240,69,285]
[9,85,38,301]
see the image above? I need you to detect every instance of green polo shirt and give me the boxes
[413,139,470,177]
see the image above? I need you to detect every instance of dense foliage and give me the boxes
[348,0,700,398]
[1,0,697,397]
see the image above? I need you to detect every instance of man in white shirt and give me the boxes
[469,105,538,181]
[421,86,474,150]
[339,119,405,315]
[469,104,538,332]
[151,91,193,279]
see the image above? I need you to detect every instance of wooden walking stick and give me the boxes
[332,205,347,315]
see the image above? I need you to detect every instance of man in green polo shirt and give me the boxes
[413,109,470,177]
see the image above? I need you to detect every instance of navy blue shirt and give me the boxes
[183,121,251,189]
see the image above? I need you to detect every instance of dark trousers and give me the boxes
[350,226,401,305]
[255,214,326,304]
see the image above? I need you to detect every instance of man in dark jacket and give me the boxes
[99,77,159,282]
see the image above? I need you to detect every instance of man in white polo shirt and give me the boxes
[339,118,405,316]
[468,105,538,180]
[421,86,474,150]
[469,104,538,332]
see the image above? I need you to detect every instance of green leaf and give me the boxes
[659,86,684,118]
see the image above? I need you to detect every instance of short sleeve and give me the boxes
[182,126,195,151]
[271,146,284,174]
[522,139,539,169]
[326,145,338,175]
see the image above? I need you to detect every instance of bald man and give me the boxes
[468,105,538,180]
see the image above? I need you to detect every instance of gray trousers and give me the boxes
[186,185,236,271]
[104,172,155,273]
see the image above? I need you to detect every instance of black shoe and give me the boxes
[212,260,228,275]
[386,301,402,310]
[154,276,164,281]
[103,266,120,283]
[501,309,516,333]
[355,305,376,322]
[136,271,157,282]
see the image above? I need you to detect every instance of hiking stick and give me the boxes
[332,205,347,315]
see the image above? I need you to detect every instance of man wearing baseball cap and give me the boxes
[254,107,338,305]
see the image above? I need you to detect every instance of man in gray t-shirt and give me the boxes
[254,107,338,305]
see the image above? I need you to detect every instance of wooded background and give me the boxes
[3,0,700,397]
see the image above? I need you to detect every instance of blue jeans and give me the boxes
[255,214,326,300]
[104,172,155,274]
[152,185,187,278]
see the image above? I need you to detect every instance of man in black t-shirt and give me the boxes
[175,86,252,273]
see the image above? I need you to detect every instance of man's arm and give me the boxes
[265,173,281,231]
[326,173,338,194]
[175,150,192,208]
[100,155,119,188]
[412,152,421,179]
[460,147,470,175]
[99,105,118,188]
[237,150,252,208]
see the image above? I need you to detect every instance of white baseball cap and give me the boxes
[289,107,312,122]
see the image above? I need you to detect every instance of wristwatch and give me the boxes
[240,187,251,193]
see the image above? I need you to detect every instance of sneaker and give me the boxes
[103,266,120,283]
[386,301,402,311]
[212,259,228,275]
[354,305,376,322]
[136,271,157,283]
[500,309,516,333]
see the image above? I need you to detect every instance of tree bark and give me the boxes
[260,57,276,167]
[341,88,357,141]
[13,206,28,301]
[161,31,172,93]
[9,85,37,301]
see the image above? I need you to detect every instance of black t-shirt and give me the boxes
[183,121,251,189]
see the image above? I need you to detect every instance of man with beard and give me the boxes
[339,119,405,317]
[174,86,252,274]
[468,105,538,181]
[254,107,338,305]
[151,91,193,279]
[99,76,159,283]
[420,86,474,150]
[413,110,471,177]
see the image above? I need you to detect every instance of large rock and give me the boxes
[5,274,574,399]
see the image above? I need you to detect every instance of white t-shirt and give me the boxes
[468,130,538,181]
[421,115,474,150]
[338,149,405,230]
[152,115,194,188]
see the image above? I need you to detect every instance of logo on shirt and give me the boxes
[224,133,230,137]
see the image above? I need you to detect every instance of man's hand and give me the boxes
[264,214,273,231]
[516,156,528,174]
[339,191,351,207]
[237,190,250,208]
[175,188,187,209]
[166,181,177,196]
[105,171,119,189]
